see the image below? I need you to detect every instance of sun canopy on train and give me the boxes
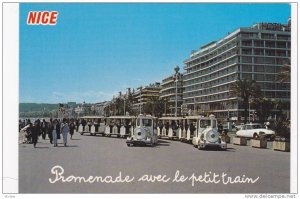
[107,116,136,119]
[158,117,184,120]
[80,116,105,119]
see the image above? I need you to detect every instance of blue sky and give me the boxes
[20,3,291,103]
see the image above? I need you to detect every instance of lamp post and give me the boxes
[123,97,126,116]
[174,65,180,117]
[194,97,196,115]
[139,87,142,114]
[248,98,251,123]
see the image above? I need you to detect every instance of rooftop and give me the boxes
[187,21,290,61]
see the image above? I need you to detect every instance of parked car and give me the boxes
[236,123,275,140]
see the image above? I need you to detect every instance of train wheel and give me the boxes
[150,138,154,147]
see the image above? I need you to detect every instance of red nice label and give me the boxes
[27,11,59,25]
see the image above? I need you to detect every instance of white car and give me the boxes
[236,123,275,140]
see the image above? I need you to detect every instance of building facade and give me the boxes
[160,73,183,116]
[132,83,161,114]
[183,21,291,120]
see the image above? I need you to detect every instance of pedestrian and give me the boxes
[25,122,33,144]
[69,120,75,140]
[56,119,61,139]
[61,118,70,147]
[75,119,80,132]
[189,122,196,136]
[41,119,47,140]
[217,121,223,134]
[31,120,40,148]
[48,118,53,144]
[51,119,58,147]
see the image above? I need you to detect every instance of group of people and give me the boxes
[19,118,77,148]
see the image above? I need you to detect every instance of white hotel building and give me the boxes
[183,20,291,120]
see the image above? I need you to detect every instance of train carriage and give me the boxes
[104,116,135,138]
[78,116,106,136]
[179,116,199,143]
[157,117,184,140]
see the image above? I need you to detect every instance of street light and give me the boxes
[174,65,180,117]
[139,87,143,114]
[248,98,252,123]
[123,97,126,116]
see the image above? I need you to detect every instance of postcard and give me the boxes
[2,2,297,198]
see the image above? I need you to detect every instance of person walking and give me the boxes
[69,120,75,140]
[56,119,61,139]
[48,119,53,144]
[61,118,70,147]
[41,119,47,140]
[51,119,58,147]
[31,120,40,148]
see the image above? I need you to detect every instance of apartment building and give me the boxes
[132,83,161,114]
[160,73,183,116]
[183,21,291,120]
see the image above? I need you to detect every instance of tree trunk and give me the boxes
[244,107,248,124]
[244,100,248,124]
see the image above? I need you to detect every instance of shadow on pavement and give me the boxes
[56,145,78,148]
[35,146,49,149]
[157,140,171,144]
[196,146,236,152]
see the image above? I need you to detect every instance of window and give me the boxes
[265,41,275,47]
[265,57,275,64]
[242,65,252,72]
[254,49,264,55]
[242,56,252,63]
[276,50,286,57]
[254,74,264,81]
[200,119,213,128]
[254,65,264,72]
[242,73,252,80]
[242,49,252,55]
[254,40,264,47]
[262,33,275,39]
[254,57,264,64]
[265,66,275,73]
[277,35,290,40]
[265,74,275,81]
[265,50,275,56]
[242,40,252,46]
[276,42,286,48]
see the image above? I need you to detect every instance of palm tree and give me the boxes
[230,78,261,124]
[252,97,275,123]
[277,60,291,83]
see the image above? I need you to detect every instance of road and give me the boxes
[19,132,290,193]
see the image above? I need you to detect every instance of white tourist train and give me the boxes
[104,116,135,138]
[178,116,198,143]
[191,115,227,150]
[157,117,184,140]
[126,114,158,147]
[78,116,106,136]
